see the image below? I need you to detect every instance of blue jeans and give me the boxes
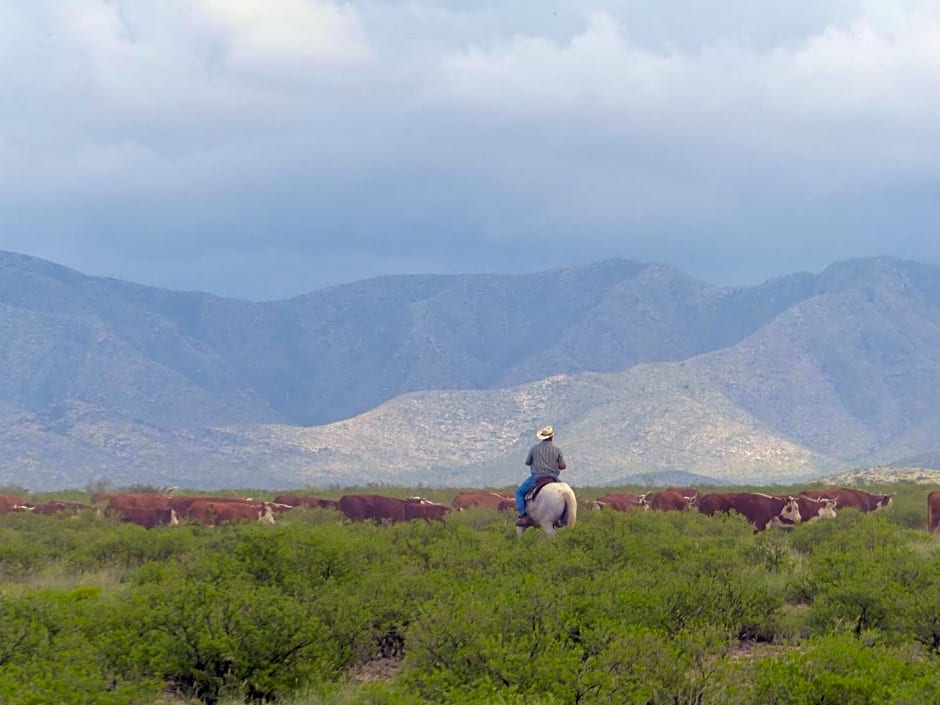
[515,473,556,515]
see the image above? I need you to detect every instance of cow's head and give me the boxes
[875,494,894,511]
[778,496,802,525]
[817,498,838,520]
[259,503,276,524]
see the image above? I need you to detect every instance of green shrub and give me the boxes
[747,634,940,705]
[126,563,333,704]
[0,529,46,577]
[802,515,922,637]
[0,588,163,705]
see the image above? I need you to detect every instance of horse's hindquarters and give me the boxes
[524,482,577,535]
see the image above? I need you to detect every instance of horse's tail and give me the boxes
[562,484,577,528]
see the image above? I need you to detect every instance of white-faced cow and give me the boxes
[168,495,270,515]
[799,487,892,513]
[183,499,276,526]
[404,501,449,522]
[450,491,513,511]
[338,494,449,524]
[273,495,339,510]
[795,495,838,523]
[697,492,802,531]
[666,487,703,506]
[644,489,692,512]
[773,495,838,526]
[116,507,180,529]
[103,493,172,514]
[593,492,648,512]
[26,501,92,516]
[0,495,25,513]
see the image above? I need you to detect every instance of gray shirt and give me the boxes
[525,440,566,476]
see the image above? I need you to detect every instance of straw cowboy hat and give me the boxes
[536,425,555,440]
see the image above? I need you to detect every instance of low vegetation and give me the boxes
[0,482,939,704]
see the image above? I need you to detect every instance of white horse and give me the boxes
[518,482,578,535]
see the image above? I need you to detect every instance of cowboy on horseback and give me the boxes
[515,425,567,527]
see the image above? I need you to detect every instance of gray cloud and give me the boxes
[2,1,939,299]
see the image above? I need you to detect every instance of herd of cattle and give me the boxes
[448,486,891,531]
[2,485,938,533]
[0,491,451,528]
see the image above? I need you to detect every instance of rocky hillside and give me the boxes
[3,252,940,490]
[0,252,815,427]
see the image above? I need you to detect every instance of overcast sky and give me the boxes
[2,1,939,300]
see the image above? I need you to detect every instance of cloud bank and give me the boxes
[1,1,939,298]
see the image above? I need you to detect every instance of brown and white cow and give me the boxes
[450,491,513,511]
[644,489,692,512]
[182,499,276,526]
[799,487,893,513]
[116,507,180,529]
[0,494,24,508]
[0,495,28,514]
[593,492,649,512]
[273,495,339,510]
[26,501,93,516]
[794,495,838,523]
[666,487,703,506]
[928,491,940,534]
[104,493,173,513]
[405,496,437,504]
[404,501,450,522]
[168,495,270,515]
[697,492,802,531]
[772,495,838,526]
[337,494,449,524]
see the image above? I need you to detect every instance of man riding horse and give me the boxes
[515,425,567,528]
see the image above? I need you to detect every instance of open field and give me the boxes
[2,480,940,704]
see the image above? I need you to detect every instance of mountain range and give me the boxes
[2,250,940,491]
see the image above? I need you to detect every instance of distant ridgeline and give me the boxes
[3,251,940,490]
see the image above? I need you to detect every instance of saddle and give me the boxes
[525,475,559,504]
